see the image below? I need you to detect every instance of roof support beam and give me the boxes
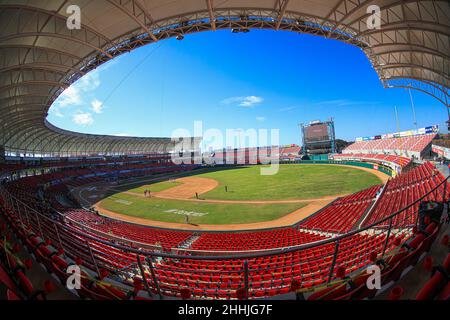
[106,0,158,42]
[358,22,450,38]
[274,0,290,30]
[381,63,449,81]
[206,0,216,31]
[0,33,113,59]
[385,81,449,107]
[0,4,113,44]
[0,64,86,76]
[0,2,448,155]
[20,0,69,67]
[0,45,82,61]
[369,47,449,60]
[347,0,447,28]
[324,0,347,21]
[1,117,45,146]
[0,81,67,93]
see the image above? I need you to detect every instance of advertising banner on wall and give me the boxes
[356,125,439,142]
[432,145,450,159]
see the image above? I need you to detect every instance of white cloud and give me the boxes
[72,112,94,126]
[91,99,104,114]
[279,106,297,112]
[51,70,103,118]
[256,116,266,122]
[79,70,101,91]
[57,86,82,107]
[222,96,264,107]
[49,107,64,118]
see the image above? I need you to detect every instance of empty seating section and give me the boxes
[0,160,447,300]
[190,229,327,251]
[362,162,450,228]
[0,226,49,300]
[307,221,441,300]
[0,206,144,300]
[386,161,435,190]
[343,134,435,154]
[333,153,411,168]
[300,201,371,234]
[3,191,407,299]
[333,185,381,204]
[416,253,450,300]
[3,154,171,171]
[209,146,301,163]
[280,146,301,159]
[155,232,407,298]
[280,146,301,155]
[299,185,381,233]
[65,209,192,250]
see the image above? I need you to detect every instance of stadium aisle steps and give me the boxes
[299,185,383,233]
[356,182,389,229]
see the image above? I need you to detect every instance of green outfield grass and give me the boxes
[196,164,382,200]
[100,193,307,224]
[98,164,382,224]
[127,180,182,194]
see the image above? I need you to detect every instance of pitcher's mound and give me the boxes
[155,177,219,199]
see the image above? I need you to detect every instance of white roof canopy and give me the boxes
[0,0,448,156]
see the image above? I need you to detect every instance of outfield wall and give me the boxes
[279,160,395,177]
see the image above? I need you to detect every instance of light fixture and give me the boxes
[231,28,250,34]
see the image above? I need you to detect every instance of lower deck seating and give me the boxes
[65,209,193,250]
[155,232,411,299]
[0,161,447,300]
[299,185,382,233]
[333,153,412,168]
[363,163,450,228]
[308,221,442,300]
[0,222,51,300]
[299,200,373,233]
[190,229,327,251]
[342,133,436,154]
[416,253,450,300]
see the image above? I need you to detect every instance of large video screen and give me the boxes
[304,124,330,142]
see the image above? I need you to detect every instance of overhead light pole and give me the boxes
[408,87,418,130]
[394,106,400,133]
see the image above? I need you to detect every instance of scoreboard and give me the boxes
[304,123,330,142]
[301,120,336,155]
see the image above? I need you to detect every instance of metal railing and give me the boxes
[0,170,448,300]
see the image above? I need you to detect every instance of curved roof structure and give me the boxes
[0,0,449,157]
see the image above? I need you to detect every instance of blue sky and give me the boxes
[48,29,447,147]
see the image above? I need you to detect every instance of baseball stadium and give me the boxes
[0,0,449,305]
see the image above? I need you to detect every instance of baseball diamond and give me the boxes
[0,0,448,307]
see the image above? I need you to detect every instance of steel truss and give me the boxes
[0,1,448,156]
